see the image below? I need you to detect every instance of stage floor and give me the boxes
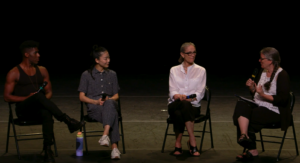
[0,74,299,163]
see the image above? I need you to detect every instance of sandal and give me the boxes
[172,147,183,156]
[236,150,258,161]
[187,141,200,157]
[237,134,252,148]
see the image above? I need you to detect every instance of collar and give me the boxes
[92,67,108,75]
[180,63,195,73]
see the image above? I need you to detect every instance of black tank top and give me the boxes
[14,65,44,96]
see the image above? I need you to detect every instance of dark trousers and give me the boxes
[15,92,64,146]
[168,100,200,133]
[233,100,281,149]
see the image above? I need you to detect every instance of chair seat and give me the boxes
[13,118,43,126]
[83,115,123,122]
[167,114,207,124]
[83,115,98,122]
[263,123,281,129]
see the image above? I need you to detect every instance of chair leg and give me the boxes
[53,133,58,157]
[5,116,11,153]
[277,129,288,162]
[291,120,299,155]
[83,124,88,154]
[119,119,126,154]
[11,119,21,159]
[161,123,170,153]
[259,131,265,152]
[199,120,207,152]
[208,116,214,148]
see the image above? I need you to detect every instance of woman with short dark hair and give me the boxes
[78,45,121,159]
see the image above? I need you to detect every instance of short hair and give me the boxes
[19,40,39,54]
[88,45,108,79]
[178,42,196,63]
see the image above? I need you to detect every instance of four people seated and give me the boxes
[3,41,292,161]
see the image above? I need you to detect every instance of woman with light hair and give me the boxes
[168,42,206,156]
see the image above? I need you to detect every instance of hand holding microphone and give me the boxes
[37,81,48,93]
[246,68,258,91]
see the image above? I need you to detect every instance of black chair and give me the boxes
[246,92,298,162]
[161,86,214,153]
[80,98,125,154]
[5,102,58,160]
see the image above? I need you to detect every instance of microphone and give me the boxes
[186,94,196,99]
[251,68,258,80]
[37,81,48,93]
[101,93,107,100]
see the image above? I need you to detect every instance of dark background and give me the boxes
[1,2,299,80]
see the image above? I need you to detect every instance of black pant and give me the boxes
[168,100,201,133]
[233,100,281,149]
[15,92,64,146]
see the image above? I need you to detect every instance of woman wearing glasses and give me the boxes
[168,42,206,156]
[233,47,290,161]
[78,45,121,159]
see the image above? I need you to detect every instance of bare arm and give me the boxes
[79,92,99,105]
[39,66,52,99]
[79,92,119,106]
[3,68,33,102]
[255,83,274,102]
[109,93,119,101]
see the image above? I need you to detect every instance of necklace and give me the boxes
[24,65,38,90]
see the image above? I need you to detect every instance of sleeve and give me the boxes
[191,68,206,105]
[169,68,179,99]
[272,70,290,106]
[112,72,120,95]
[78,71,89,94]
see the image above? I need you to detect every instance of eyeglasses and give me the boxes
[259,58,268,61]
[183,51,197,56]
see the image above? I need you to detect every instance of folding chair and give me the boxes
[251,92,299,161]
[161,86,214,153]
[5,102,58,159]
[80,98,125,154]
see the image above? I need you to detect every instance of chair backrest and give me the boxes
[290,92,295,113]
[201,86,211,116]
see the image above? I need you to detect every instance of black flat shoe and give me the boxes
[172,147,183,156]
[236,150,259,161]
[187,141,200,157]
[238,134,252,148]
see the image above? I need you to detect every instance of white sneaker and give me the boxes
[98,135,110,147]
[111,148,121,159]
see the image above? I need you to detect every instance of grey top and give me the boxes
[78,68,120,100]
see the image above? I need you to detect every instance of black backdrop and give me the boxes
[1,2,299,79]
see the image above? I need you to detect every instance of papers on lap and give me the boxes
[235,95,259,107]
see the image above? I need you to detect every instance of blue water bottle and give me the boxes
[76,132,83,156]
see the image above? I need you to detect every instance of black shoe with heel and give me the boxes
[236,150,259,161]
[187,141,200,157]
[237,134,252,148]
[42,145,55,163]
[172,147,183,156]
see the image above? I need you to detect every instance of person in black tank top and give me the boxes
[3,40,85,163]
